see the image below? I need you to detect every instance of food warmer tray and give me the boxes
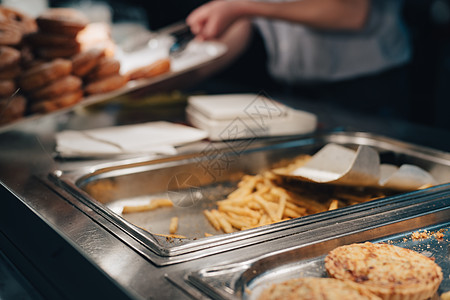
[50,131,450,266]
[185,204,450,299]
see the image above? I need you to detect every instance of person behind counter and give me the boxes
[186,0,412,120]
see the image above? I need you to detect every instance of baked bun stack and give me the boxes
[0,5,169,125]
[0,46,20,89]
[0,6,37,42]
[0,45,23,83]
[0,46,25,124]
[0,7,37,124]
[14,8,86,114]
[73,24,127,95]
[83,56,127,95]
[28,8,88,60]
[19,58,84,113]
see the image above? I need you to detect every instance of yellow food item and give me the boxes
[441,291,450,300]
[325,242,443,300]
[169,216,178,234]
[258,277,381,300]
[122,198,173,214]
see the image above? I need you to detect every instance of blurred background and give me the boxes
[4,0,450,131]
[126,0,450,131]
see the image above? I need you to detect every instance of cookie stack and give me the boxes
[82,55,127,95]
[73,21,128,95]
[26,8,88,60]
[0,6,132,124]
[0,49,26,125]
[18,8,88,114]
[19,58,83,113]
[0,6,37,42]
[0,46,20,95]
[71,48,127,96]
[0,6,37,125]
[23,8,127,102]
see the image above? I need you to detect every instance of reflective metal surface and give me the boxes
[51,131,450,266]
[1,94,449,299]
[187,202,450,299]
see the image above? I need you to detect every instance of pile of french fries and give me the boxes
[203,170,338,234]
[202,153,387,234]
[120,155,387,237]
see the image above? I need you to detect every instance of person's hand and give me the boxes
[186,0,244,41]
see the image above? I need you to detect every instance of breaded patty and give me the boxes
[325,242,443,300]
[257,277,381,300]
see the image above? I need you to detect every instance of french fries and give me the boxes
[202,170,320,233]
[169,217,179,234]
[122,198,173,214]
[202,154,388,234]
[120,155,390,237]
[203,209,221,231]
[122,198,180,235]
[328,199,339,210]
[154,233,186,239]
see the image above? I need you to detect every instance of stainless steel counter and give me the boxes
[1,91,449,300]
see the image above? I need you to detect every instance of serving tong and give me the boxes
[120,21,195,57]
[168,23,196,57]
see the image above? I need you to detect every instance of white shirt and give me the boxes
[253,0,411,83]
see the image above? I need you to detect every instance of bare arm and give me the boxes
[190,18,253,80]
[187,0,370,40]
[204,18,253,74]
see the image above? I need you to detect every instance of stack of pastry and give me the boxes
[0,46,26,124]
[0,6,37,42]
[0,7,37,124]
[16,8,87,113]
[25,8,88,60]
[0,5,171,125]
[74,21,127,95]
[18,8,124,113]
[19,58,83,113]
[72,48,127,95]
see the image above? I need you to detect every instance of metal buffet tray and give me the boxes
[187,204,450,299]
[51,131,450,265]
